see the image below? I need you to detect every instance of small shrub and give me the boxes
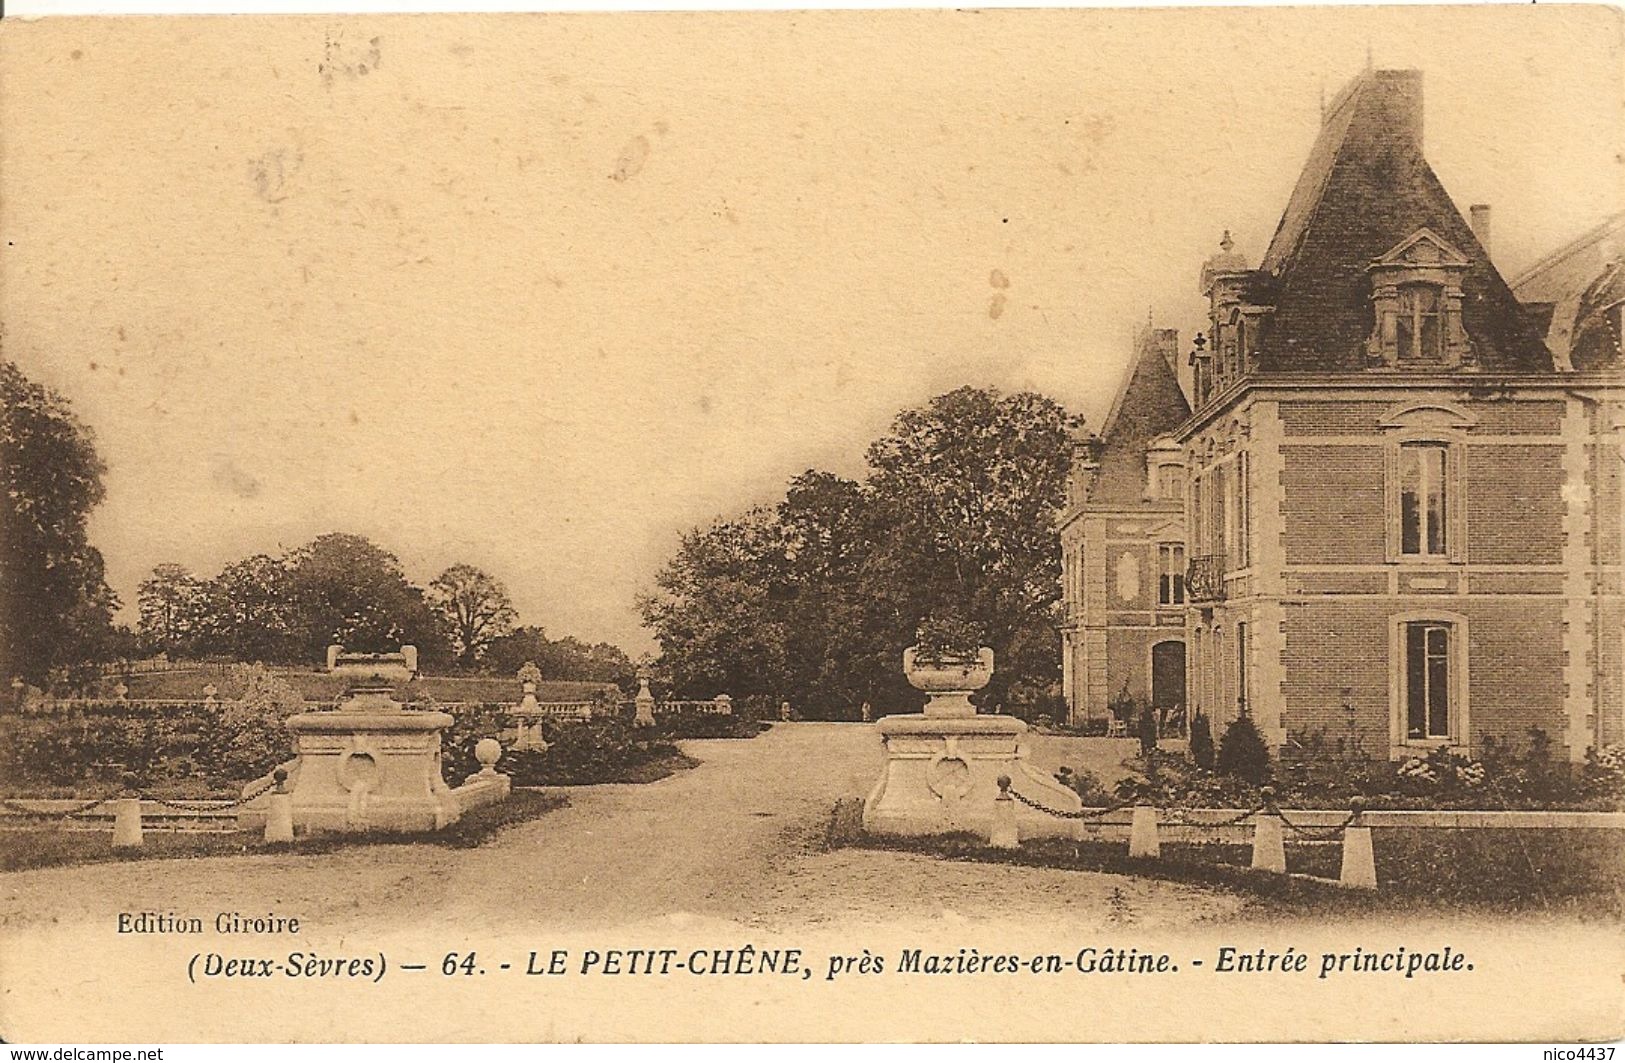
[1189,711,1216,771]
[1057,766,1114,807]
[1216,715,1271,783]
[1137,704,1158,755]
[204,664,304,781]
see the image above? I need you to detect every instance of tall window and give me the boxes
[1158,544,1185,606]
[1404,621,1452,740]
[1399,443,1449,556]
[1236,451,1249,568]
[1395,284,1445,363]
[1235,621,1249,717]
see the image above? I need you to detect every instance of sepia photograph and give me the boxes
[0,4,1621,1044]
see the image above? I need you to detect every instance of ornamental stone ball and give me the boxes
[475,738,503,773]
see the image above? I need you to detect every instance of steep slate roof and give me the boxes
[1089,330,1191,505]
[1254,69,1553,373]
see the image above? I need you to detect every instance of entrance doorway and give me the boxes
[1150,640,1187,735]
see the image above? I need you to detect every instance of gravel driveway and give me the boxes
[0,722,1236,934]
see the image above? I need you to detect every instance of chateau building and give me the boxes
[1059,327,1191,727]
[1063,68,1625,761]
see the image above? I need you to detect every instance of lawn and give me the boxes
[0,789,569,874]
[855,828,1625,917]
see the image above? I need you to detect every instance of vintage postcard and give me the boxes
[0,4,1621,1045]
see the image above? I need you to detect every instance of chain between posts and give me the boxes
[2,770,284,819]
[999,776,1138,820]
[1002,777,1365,838]
[0,794,114,819]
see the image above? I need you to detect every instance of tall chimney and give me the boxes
[1470,204,1492,257]
[1376,69,1424,151]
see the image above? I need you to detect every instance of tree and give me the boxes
[638,507,790,699]
[428,563,516,668]
[862,386,1081,711]
[285,533,449,665]
[0,360,118,686]
[640,386,1082,718]
[203,553,300,663]
[480,626,637,688]
[137,563,210,657]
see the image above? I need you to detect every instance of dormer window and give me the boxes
[1145,437,1185,502]
[1367,229,1471,368]
[1395,283,1445,363]
[1154,464,1186,500]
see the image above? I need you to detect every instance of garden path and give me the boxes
[0,723,1239,933]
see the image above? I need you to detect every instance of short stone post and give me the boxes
[779,701,792,722]
[1338,797,1377,890]
[1250,786,1286,874]
[202,683,218,708]
[112,773,143,849]
[264,767,294,844]
[113,681,129,702]
[112,799,143,849]
[326,644,343,672]
[714,693,733,716]
[990,775,1018,849]
[1128,802,1160,859]
[633,668,656,728]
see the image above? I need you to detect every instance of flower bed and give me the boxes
[1061,725,1625,813]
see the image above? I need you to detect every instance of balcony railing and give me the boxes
[1186,555,1226,603]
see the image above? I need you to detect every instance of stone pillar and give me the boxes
[989,776,1018,849]
[401,645,419,676]
[1339,800,1376,890]
[1129,803,1160,858]
[1251,812,1286,873]
[112,798,143,849]
[264,768,294,844]
[865,645,1082,839]
[634,669,656,728]
[326,645,343,672]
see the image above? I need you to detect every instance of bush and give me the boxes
[656,712,767,740]
[1137,704,1158,755]
[195,664,303,782]
[1216,716,1271,783]
[1056,766,1115,806]
[1189,711,1216,771]
[441,716,681,787]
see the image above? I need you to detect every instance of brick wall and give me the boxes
[1279,599,1568,757]
[1473,400,1565,435]
[1281,445,1386,563]
[1280,401,1387,435]
[1465,444,1564,564]
[1280,600,1390,751]
[1467,600,1566,753]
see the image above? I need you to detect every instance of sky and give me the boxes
[1,7,1620,657]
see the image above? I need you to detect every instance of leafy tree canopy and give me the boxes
[641,385,1081,718]
[0,360,118,687]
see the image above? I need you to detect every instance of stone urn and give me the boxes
[903,645,994,718]
[865,645,1080,839]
